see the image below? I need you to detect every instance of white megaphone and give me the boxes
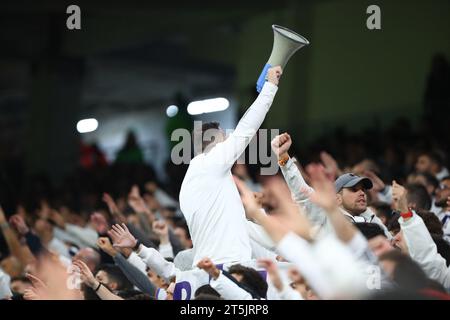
[256,25,310,92]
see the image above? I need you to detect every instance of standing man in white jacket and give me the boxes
[179,66,283,267]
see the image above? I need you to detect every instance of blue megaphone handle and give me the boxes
[256,63,272,93]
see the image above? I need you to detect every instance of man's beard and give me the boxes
[435,198,448,208]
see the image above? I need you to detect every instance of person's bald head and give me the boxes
[73,248,100,272]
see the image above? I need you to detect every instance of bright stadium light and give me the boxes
[76,118,98,133]
[187,97,229,115]
[166,105,179,117]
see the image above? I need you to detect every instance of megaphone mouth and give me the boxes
[272,24,310,45]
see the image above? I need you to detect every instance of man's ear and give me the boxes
[336,193,343,206]
[407,202,416,210]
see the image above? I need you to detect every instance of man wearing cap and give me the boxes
[271,133,391,239]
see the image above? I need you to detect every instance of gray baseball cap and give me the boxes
[334,173,373,193]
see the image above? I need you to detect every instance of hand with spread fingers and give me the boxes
[73,259,98,289]
[108,223,137,249]
[9,214,29,235]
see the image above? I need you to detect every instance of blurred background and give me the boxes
[0,0,449,213]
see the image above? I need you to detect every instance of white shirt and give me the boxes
[0,267,12,299]
[179,82,278,266]
[436,167,450,181]
[399,212,450,288]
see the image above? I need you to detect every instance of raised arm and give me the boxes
[207,67,282,171]
[108,223,178,282]
[394,182,450,288]
[271,133,313,203]
[0,209,35,266]
[197,257,253,300]
[271,134,329,231]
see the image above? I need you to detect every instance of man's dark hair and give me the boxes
[97,264,133,291]
[416,210,444,236]
[174,221,192,240]
[193,121,221,153]
[354,222,386,240]
[195,284,220,298]
[370,202,394,226]
[420,151,444,167]
[417,172,440,190]
[378,250,430,292]
[194,294,223,300]
[431,235,450,267]
[405,183,432,210]
[227,264,268,299]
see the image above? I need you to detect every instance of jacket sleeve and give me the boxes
[126,252,147,274]
[209,271,254,300]
[279,157,314,203]
[245,219,276,251]
[399,212,450,288]
[113,254,157,296]
[279,158,330,231]
[276,232,333,299]
[0,267,12,299]
[205,82,278,173]
[136,245,179,282]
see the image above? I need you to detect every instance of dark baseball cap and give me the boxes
[334,173,373,193]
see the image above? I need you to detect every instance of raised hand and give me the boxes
[90,212,109,234]
[9,214,29,235]
[108,223,137,249]
[152,220,169,244]
[97,237,117,257]
[26,273,47,291]
[306,164,338,212]
[102,193,119,214]
[48,210,66,229]
[392,180,408,212]
[233,176,262,220]
[271,133,292,159]
[197,257,220,280]
[73,259,98,289]
[320,151,341,180]
[102,193,126,224]
[363,170,385,193]
[267,66,283,86]
[128,185,148,214]
[258,258,283,292]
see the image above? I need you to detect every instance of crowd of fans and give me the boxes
[0,55,449,301]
